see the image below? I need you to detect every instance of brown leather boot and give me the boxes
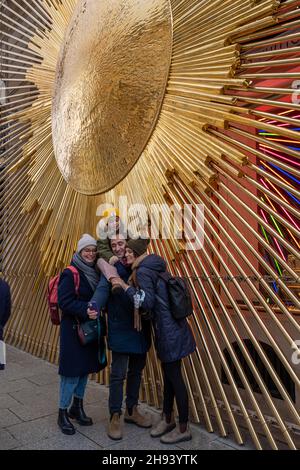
[107,413,123,440]
[124,405,152,428]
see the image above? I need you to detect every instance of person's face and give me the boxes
[125,247,137,265]
[110,236,126,258]
[81,245,97,263]
[107,216,120,232]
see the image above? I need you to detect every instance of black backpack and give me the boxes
[156,272,193,320]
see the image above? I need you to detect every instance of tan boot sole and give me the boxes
[150,422,176,438]
[161,434,192,444]
[107,432,123,441]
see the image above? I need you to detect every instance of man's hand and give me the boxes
[109,255,119,265]
[87,308,98,320]
[117,279,129,290]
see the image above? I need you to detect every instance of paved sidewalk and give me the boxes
[0,346,255,450]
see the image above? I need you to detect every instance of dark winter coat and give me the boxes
[126,254,196,363]
[0,279,11,342]
[92,261,151,355]
[57,263,102,377]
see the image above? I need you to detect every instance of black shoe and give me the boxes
[68,397,93,426]
[58,408,76,435]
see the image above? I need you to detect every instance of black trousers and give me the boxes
[161,359,189,424]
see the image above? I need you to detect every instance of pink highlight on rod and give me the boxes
[259,179,300,231]
[259,146,300,167]
[275,115,300,128]
[273,238,287,262]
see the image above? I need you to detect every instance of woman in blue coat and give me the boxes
[120,239,196,445]
[57,234,102,435]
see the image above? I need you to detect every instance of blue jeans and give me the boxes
[109,351,146,414]
[59,375,89,409]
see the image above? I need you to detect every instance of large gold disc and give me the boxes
[51,0,173,195]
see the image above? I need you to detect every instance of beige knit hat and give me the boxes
[77,234,97,253]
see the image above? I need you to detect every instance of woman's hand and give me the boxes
[87,308,98,320]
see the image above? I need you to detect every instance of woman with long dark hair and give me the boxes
[120,239,196,444]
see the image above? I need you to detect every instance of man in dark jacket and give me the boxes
[91,234,152,440]
[0,278,11,370]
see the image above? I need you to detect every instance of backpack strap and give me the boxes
[65,266,80,296]
[155,271,175,310]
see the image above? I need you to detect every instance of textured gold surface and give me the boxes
[52,0,173,195]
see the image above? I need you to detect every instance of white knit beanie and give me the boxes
[77,234,97,253]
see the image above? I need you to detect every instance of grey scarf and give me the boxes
[72,252,100,291]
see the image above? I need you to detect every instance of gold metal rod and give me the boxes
[218,180,300,267]
[250,162,300,200]
[206,200,300,325]
[171,179,300,434]
[241,31,300,50]
[228,125,300,161]
[242,45,300,59]
[213,161,300,239]
[167,181,298,447]
[244,173,300,220]
[234,95,300,111]
[207,128,300,179]
[180,258,276,450]
[238,72,300,79]
[185,247,297,449]
[240,57,300,68]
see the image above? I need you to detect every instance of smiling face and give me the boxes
[80,245,97,263]
[125,247,137,266]
[110,235,126,259]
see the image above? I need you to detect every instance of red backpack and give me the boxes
[47,266,80,325]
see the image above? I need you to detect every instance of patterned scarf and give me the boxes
[72,252,100,291]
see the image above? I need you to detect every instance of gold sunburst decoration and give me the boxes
[1,0,300,450]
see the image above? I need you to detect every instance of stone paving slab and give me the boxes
[0,429,21,450]
[209,440,237,450]
[6,414,61,447]
[16,433,102,451]
[1,408,23,428]
[0,378,41,395]
[0,346,253,451]
[26,371,59,386]
[0,393,23,409]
